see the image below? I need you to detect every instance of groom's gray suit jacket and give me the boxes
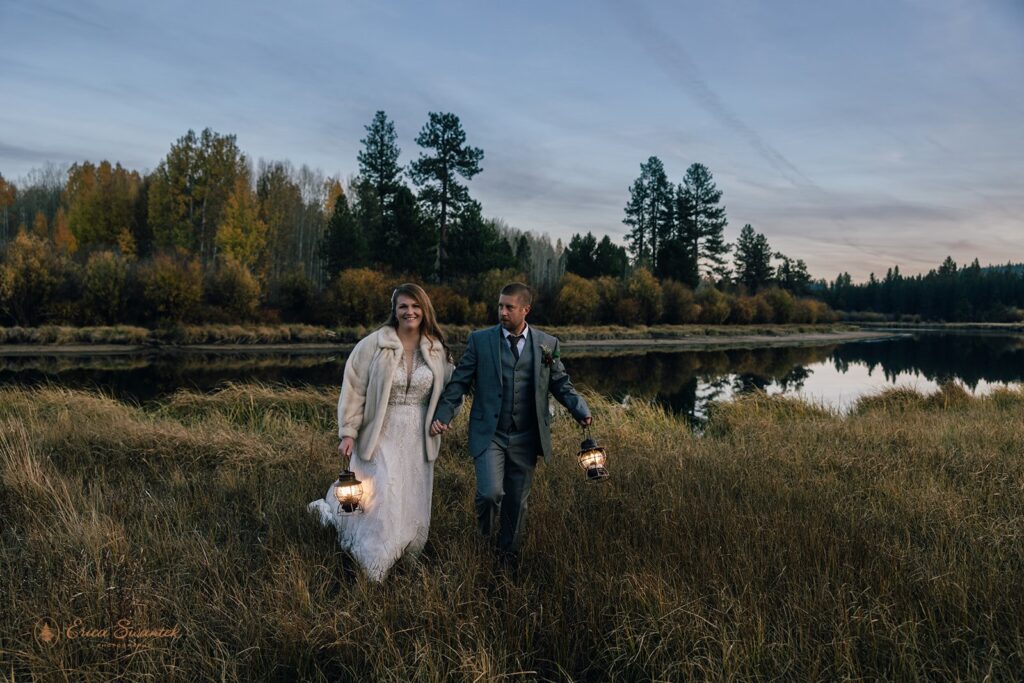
[434,325,590,462]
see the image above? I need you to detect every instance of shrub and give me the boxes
[205,256,261,320]
[760,288,796,323]
[469,302,490,326]
[554,273,599,324]
[728,295,757,325]
[614,297,643,326]
[475,268,526,303]
[427,285,471,325]
[661,280,700,324]
[81,250,130,325]
[322,268,391,326]
[593,276,621,324]
[695,283,730,324]
[626,268,662,324]
[276,268,315,321]
[138,252,203,324]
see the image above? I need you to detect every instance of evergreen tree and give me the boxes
[514,234,532,273]
[357,110,403,215]
[733,224,773,292]
[321,187,366,278]
[409,112,484,279]
[444,201,514,277]
[623,156,673,269]
[351,179,384,264]
[677,163,730,281]
[384,185,437,279]
[565,232,598,278]
[593,235,628,278]
[623,174,649,265]
[655,236,698,286]
[774,252,812,295]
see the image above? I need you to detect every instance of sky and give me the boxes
[1,0,1022,281]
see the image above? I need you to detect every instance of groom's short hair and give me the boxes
[501,282,532,306]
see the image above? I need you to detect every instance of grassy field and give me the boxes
[1,382,1022,680]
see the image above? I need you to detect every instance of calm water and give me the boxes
[2,331,1022,422]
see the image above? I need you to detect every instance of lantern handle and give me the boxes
[581,424,592,441]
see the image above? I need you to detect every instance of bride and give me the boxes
[308,283,456,581]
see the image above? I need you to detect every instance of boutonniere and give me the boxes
[540,344,559,368]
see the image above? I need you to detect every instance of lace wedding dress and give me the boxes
[308,348,435,582]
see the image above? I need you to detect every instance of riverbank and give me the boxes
[856,321,1024,333]
[1,383,1022,679]
[0,323,894,356]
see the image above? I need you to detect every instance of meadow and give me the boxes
[1,381,1022,680]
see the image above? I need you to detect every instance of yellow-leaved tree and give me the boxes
[215,176,267,273]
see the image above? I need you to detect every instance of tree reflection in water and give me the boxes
[0,332,1022,422]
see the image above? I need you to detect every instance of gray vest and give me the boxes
[497,333,536,435]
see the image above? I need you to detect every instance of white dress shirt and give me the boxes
[501,323,529,357]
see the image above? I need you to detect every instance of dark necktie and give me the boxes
[508,334,522,360]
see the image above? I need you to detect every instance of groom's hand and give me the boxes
[577,415,593,427]
[430,420,449,436]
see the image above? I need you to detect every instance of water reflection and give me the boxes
[1,332,1021,421]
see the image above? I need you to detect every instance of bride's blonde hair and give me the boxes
[385,283,451,361]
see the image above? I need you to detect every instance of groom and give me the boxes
[431,282,592,557]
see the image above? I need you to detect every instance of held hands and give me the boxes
[429,420,449,436]
[338,436,355,458]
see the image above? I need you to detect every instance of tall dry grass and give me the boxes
[1,382,1022,680]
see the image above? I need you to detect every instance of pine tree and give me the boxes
[774,252,812,295]
[733,224,773,292]
[623,157,673,268]
[515,234,532,273]
[565,232,598,277]
[321,187,367,279]
[385,185,437,279]
[593,235,628,278]
[677,163,730,281]
[409,112,484,279]
[357,111,403,216]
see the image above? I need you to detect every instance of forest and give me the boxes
[0,110,1016,328]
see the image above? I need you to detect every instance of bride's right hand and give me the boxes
[338,437,354,458]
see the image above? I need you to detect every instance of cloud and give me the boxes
[601,0,820,193]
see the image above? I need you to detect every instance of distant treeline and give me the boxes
[823,258,1024,322]
[0,109,836,328]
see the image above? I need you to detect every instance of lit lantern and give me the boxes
[577,428,609,482]
[333,469,364,513]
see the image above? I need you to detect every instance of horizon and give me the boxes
[2,0,1021,282]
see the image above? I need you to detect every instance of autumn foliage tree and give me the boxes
[0,231,65,325]
[215,174,266,271]
[64,161,142,250]
[148,128,247,268]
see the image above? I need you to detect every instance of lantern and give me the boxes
[333,469,364,513]
[577,428,609,482]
